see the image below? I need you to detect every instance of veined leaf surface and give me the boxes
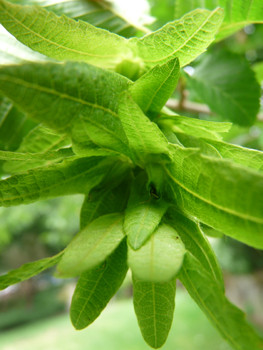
[0,1,224,71]
[157,113,231,141]
[128,223,186,283]
[164,145,263,249]
[7,0,151,38]
[133,274,177,349]
[176,132,263,172]
[0,61,132,158]
[70,239,128,330]
[130,8,224,69]
[179,252,263,350]
[175,0,263,40]
[57,213,125,278]
[118,93,171,166]
[129,57,180,116]
[0,156,110,207]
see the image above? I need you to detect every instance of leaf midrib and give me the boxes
[165,164,263,224]
[0,74,119,119]
[140,10,218,64]
[0,3,124,59]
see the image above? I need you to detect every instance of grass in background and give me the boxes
[0,289,232,350]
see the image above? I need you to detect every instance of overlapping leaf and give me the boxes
[57,213,125,278]
[70,239,128,330]
[118,92,171,166]
[133,274,177,349]
[175,0,263,40]
[0,1,224,71]
[7,0,151,38]
[165,208,224,288]
[129,57,180,116]
[157,113,231,141]
[80,174,131,229]
[0,61,132,157]
[164,145,263,249]
[176,132,263,172]
[128,223,185,283]
[0,156,111,207]
[124,173,168,249]
[186,51,260,126]
[179,252,263,350]
[0,251,63,290]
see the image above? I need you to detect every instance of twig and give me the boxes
[166,98,263,122]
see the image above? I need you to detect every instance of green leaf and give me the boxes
[0,0,132,69]
[179,252,263,350]
[130,8,224,69]
[17,126,69,153]
[132,274,177,349]
[0,61,132,157]
[118,92,171,166]
[0,2,224,72]
[0,95,37,152]
[57,213,125,278]
[157,113,231,141]
[176,132,263,172]
[80,174,132,229]
[165,208,224,288]
[129,57,180,116]
[2,147,74,174]
[124,173,168,250]
[0,156,110,207]
[186,51,260,126]
[164,145,263,249]
[128,223,186,283]
[0,251,63,290]
[7,0,151,38]
[175,0,263,40]
[70,239,128,330]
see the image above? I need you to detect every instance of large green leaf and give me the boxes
[0,1,224,71]
[118,92,171,166]
[164,145,263,249]
[176,132,263,172]
[7,0,151,38]
[175,0,263,40]
[0,251,63,290]
[0,0,131,69]
[157,113,231,141]
[0,156,110,207]
[128,223,185,283]
[165,208,224,288]
[80,174,132,229]
[124,173,168,250]
[129,57,180,116]
[186,51,260,126]
[132,274,177,349]
[57,213,125,278]
[179,252,263,350]
[130,8,224,69]
[70,239,128,330]
[0,61,132,158]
